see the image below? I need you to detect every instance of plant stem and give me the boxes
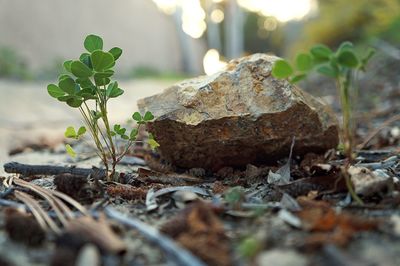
[99,103,117,180]
[79,106,109,174]
[84,102,114,160]
[342,164,363,205]
[337,73,363,205]
[337,75,353,161]
[116,124,142,162]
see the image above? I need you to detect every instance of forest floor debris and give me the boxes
[0,60,399,265]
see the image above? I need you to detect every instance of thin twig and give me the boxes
[357,113,400,150]
[4,162,107,178]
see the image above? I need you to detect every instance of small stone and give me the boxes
[188,167,206,177]
[256,249,308,266]
[348,166,393,196]
[245,164,261,179]
[138,53,339,171]
[75,244,100,266]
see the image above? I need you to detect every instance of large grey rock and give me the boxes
[138,54,339,171]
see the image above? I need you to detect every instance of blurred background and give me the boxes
[0,0,399,165]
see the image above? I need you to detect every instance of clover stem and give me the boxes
[337,75,363,205]
[337,77,353,161]
[83,101,113,156]
[99,103,117,180]
[342,164,363,205]
[116,123,143,163]
[79,107,108,173]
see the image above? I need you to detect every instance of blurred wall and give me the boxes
[0,0,203,74]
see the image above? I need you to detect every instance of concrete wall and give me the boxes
[0,0,203,73]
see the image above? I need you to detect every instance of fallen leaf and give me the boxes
[65,216,126,254]
[146,186,209,212]
[295,198,379,248]
[267,137,295,185]
[161,201,231,266]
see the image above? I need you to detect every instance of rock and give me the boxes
[348,166,393,196]
[138,54,339,170]
[256,249,308,266]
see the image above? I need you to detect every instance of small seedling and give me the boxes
[272,42,375,204]
[224,186,246,209]
[238,237,262,259]
[47,34,158,181]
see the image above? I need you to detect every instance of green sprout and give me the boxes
[238,237,262,259]
[272,42,375,204]
[47,34,158,181]
[224,186,246,209]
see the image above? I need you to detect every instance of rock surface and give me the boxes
[138,54,339,170]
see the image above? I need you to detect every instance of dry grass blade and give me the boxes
[14,191,48,231]
[12,176,89,217]
[15,179,78,219]
[14,191,61,234]
[357,113,400,150]
[2,175,14,188]
[13,179,70,226]
[9,177,88,236]
[51,190,88,216]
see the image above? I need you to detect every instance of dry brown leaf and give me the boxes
[161,201,231,266]
[66,216,126,255]
[212,181,229,194]
[295,198,379,248]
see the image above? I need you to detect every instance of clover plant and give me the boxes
[47,34,159,181]
[272,42,375,204]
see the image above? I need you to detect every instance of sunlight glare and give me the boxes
[203,49,227,76]
[181,0,207,38]
[210,9,225,23]
[152,0,178,14]
[237,0,316,22]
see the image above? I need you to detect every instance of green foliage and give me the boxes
[71,60,93,78]
[64,126,86,139]
[272,42,374,85]
[47,34,158,180]
[47,84,65,98]
[91,50,114,72]
[287,0,400,55]
[238,237,261,259]
[310,44,333,61]
[65,144,77,158]
[106,82,124,98]
[0,46,31,80]
[84,35,103,52]
[147,134,160,150]
[272,41,375,205]
[295,53,313,72]
[224,186,245,208]
[271,60,293,78]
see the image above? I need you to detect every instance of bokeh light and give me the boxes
[210,9,225,24]
[203,49,227,75]
[237,0,316,22]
